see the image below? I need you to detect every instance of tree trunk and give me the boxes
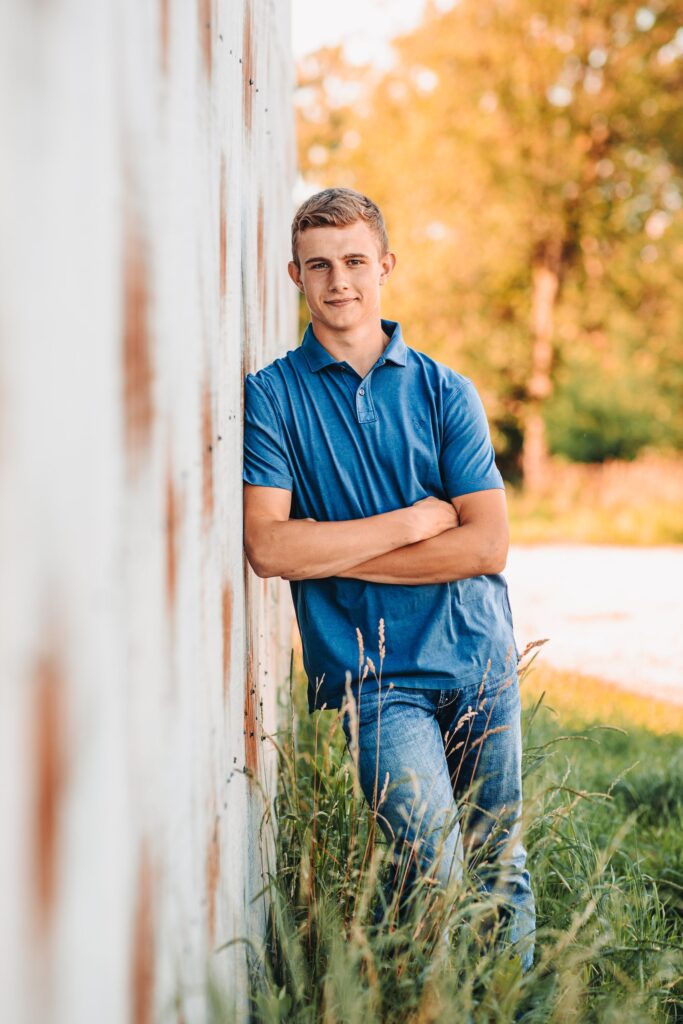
[522,248,561,494]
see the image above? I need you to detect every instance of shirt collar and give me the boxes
[380,320,408,366]
[300,319,408,373]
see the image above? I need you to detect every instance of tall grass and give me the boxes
[507,455,683,545]
[214,658,683,1022]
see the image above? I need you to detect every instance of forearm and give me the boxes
[246,506,423,580]
[336,523,507,584]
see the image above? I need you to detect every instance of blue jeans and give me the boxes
[341,670,535,972]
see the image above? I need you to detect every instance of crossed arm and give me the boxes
[243,485,509,585]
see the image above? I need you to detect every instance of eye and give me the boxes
[311,262,328,270]
[347,259,364,266]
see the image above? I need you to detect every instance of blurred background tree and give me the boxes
[295,0,683,488]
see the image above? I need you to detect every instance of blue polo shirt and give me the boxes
[243,320,518,713]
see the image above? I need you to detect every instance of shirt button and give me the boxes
[359,388,365,396]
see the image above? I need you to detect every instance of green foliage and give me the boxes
[544,368,663,462]
[212,665,683,1022]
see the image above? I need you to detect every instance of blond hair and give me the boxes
[291,187,389,267]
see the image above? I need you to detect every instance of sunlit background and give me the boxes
[293,0,448,65]
[291,0,683,708]
[2,5,682,1019]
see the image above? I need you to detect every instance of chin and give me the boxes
[320,311,360,328]
[333,316,363,331]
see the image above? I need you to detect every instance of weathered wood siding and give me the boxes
[0,1,294,1021]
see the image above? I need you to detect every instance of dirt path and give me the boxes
[505,545,683,705]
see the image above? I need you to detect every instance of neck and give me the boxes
[310,316,390,378]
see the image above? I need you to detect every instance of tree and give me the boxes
[296,1,683,486]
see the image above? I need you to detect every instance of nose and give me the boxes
[328,263,349,292]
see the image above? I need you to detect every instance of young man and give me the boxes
[242,187,535,970]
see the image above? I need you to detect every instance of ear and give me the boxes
[288,261,305,292]
[379,251,396,285]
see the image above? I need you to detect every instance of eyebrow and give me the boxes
[303,252,369,265]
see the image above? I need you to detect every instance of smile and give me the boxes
[325,298,357,307]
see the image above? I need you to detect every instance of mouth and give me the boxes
[325,298,357,307]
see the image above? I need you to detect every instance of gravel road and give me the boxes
[504,545,683,705]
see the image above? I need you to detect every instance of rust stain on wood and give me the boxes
[257,196,265,302]
[241,332,250,386]
[165,464,179,612]
[198,0,212,78]
[242,4,253,130]
[33,649,66,931]
[244,647,258,775]
[257,196,267,338]
[159,0,170,73]
[219,155,227,300]
[201,379,214,527]
[131,842,155,1024]
[122,210,154,464]
[205,817,220,943]
[222,582,233,699]
[261,275,268,338]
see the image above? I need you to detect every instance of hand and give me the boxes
[410,496,459,542]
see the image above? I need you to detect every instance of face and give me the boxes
[288,220,396,335]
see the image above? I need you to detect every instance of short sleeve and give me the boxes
[439,378,503,498]
[243,374,293,490]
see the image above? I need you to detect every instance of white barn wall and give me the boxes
[0,1,294,1021]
